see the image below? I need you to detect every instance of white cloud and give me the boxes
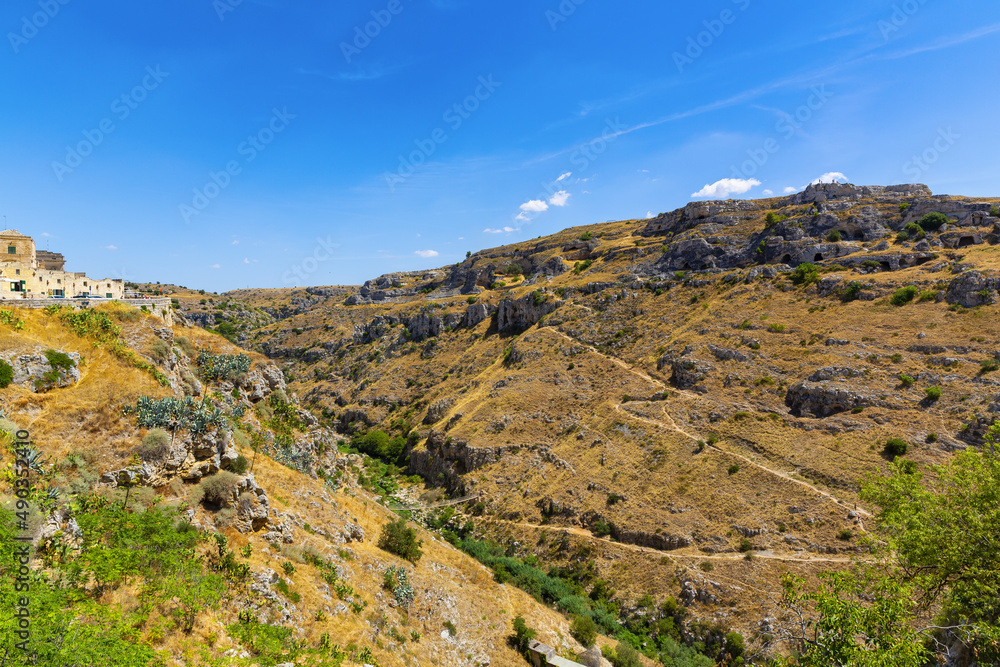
[232,239,239,245]
[691,178,761,198]
[549,191,571,207]
[783,186,799,194]
[41,232,51,237]
[484,227,517,234]
[520,199,549,213]
[104,245,118,251]
[810,172,848,185]
[210,264,221,269]
[646,211,655,219]
[762,189,774,196]
[515,212,531,222]
[415,250,439,259]
[557,172,572,182]
[243,258,250,264]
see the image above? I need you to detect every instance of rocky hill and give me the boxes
[168,182,1000,656]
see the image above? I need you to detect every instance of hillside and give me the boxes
[3,181,999,666]
[0,304,603,666]
[169,182,1000,654]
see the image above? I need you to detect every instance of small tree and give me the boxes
[917,212,949,231]
[511,615,536,655]
[0,359,14,389]
[378,518,423,564]
[570,615,597,647]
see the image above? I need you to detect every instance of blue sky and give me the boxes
[2,0,998,292]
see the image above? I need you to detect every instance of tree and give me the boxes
[377,518,423,563]
[511,615,536,655]
[571,615,597,647]
[780,419,1000,665]
[917,212,949,231]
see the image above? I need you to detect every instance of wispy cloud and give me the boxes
[104,245,118,250]
[883,23,1000,60]
[415,249,439,258]
[484,226,517,234]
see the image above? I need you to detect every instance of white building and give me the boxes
[0,229,124,300]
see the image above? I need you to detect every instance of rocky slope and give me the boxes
[166,182,1000,648]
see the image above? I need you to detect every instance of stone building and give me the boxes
[0,229,124,300]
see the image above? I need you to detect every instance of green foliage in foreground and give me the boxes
[782,420,1000,666]
[460,536,725,666]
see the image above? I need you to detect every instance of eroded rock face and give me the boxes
[4,350,81,391]
[946,270,999,307]
[785,381,869,417]
[496,293,561,332]
[659,351,712,389]
[425,398,456,425]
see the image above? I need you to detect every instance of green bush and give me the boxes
[227,454,250,474]
[201,471,241,505]
[378,518,423,563]
[980,359,1000,374]
[570,614,597,647]
[891,286,919,306]
[899,374,915,388]
[841,281,863,302]
[896,231,910,242]
[609,642,643,667]
[137,428,171,462]
[925,386,942,401]
[593,519,612,537]
[0,359,13,389]
[884,438,909,457]
[44,349,76,370]
[904,222,923,236]
[991,205,999,217]
[827,230,842,242]
[512,616,536,655]
[790,263,820,286]
[579,232,593,241]
[728,464,740,475]
[918,212,949,231]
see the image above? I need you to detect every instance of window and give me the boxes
[7,246,15,255]
[15,269,20,275]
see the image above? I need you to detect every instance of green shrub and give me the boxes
[891,286,919,306]
[570,615,597,647]
[728,464,740,475]
[609,643,642,667]
[790,263,820,286]
[991,205,999,217]
[378,518,423,563]
[904,222,922,236]
[0,359,13,389]
[899,374,915,388]
[837,529,854,540]
[593,519,612,537]
[918,290,939,303]
[827,230,842,242]
[579,232,593,241]
[443,620,457,637]
[201,471,241,505]
[227,454,250,474]
[884,438,909,457]
[896,231,910,242]
[137,428,171,462]
[841,281,863,302]
[980,359,1000,374]
[926,433,939,443]
[174,335,196,357]
[918,212,949,231]
[512,615,536,655]
[43,349,75,370]
[925,386,942,401]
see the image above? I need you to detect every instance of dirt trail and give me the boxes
[488,518,857,565]
[545,323,872,518]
